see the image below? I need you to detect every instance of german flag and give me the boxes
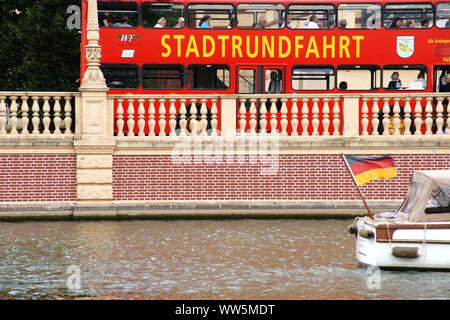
[343,155,397,186]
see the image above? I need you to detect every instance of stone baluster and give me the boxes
[249,98,257,134]
[179,98,187,136]
[382,98,390,135]
[290,98,299,136]
[360,97,369,136]
[158,98,166,137]
[435,97,444,135]
[238,98,247,135]
[126,99,135,137]
[371,98,379,136]
[42,96,51,134]
[31,96,40,134]
[18,96,29,135]
[9,96,18,134]
[0,96,6,134]
[147,98,156,136]
[280,98,288,136]
[424,97,433,135]
[116,98,125,136]
[270,98,278,136]
[403,97,412,135]
[392,97,401,135]
[168,98,177,137]
[414,97,423,136]
[190,99,198,135]
[301,98,309,136]
[137,98,146,136]
[210,98,218,136]
[311,98,320,136]
[259,98,268,134]
[52,97,61,135]
[63,96,73,134]
[322,97,330,136]
[200,98,208,136]
[332,98,341,136]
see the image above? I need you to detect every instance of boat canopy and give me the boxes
[398,170,450,222]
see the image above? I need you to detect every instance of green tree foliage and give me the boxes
[0,0,81,91]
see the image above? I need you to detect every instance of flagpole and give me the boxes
[341,154,374,220]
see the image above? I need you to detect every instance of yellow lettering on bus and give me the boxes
[173,35,185,58]
[323,36,335,58]
[294,36,304,58]
[305,36,319,58]
[246,35,259,58]
[203,35,215,58]
[218,35,229,58]
[161,35,171,58]
[339,36,350,58]
[232,36,243,58]
[262,36,275,58]
[186,35,199,58]
[279,36,291,58]
[352,35,364,58]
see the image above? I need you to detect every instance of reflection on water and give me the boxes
[0,219,449,300]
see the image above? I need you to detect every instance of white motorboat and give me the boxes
[349,170,450,270]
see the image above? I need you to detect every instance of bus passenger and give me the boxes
[99,12,112,27]
[306,15,320,29]
[267,71,282,94]
[338,19,347,28]
[406,20,415,28]
[254,16,267,29]
[199,15,212,28]
[442,74,450,92]
[388,72,402,89]
[389,17,403,28]
[113,16,133,28]
[421,18,430,28]
[416,72,427,88]
[339,81,348,90]
[174,17,185,28]
[154,17,167,28]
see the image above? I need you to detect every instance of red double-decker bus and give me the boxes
[81,0,450,95]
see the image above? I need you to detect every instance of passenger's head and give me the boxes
[417,71,425,80]
[338,19,347,28]
[177,17,185,27]
[445,74,450,84]
[122,16,129,24]
[310,15,318,23]
[157,17,167,27]
[258,16,267,26]
[339,81,348,90]
[390,17,403,28]
[199,15,211,27]
[421,18,430,27]
[406,20,415,28]
[270,71,278,81]
[391,72,400,80]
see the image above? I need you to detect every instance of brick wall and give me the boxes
[113,154,450,201]
[0,154,77,202]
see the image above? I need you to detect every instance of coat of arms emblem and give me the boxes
[396,36,414,58]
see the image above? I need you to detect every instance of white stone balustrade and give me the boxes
[359,93,449,136]
[0,92,79,137]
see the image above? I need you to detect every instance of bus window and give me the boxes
[337,3,381,29]
[436,3,450,28]
[383,65,427,90]
[287,4,335,29]
[98,1,139,28]
[384,3,433,29]
[238,69,256,94]
[292,66,335,91]
[187,4,234,29]
[100,64,139,89]
[142,64,184,90]
[337,65,380,91]
[186,65,230,90]
[237,4,285,29]
[141,3,185,28]
[265,69,283,94]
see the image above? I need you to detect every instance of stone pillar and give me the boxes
[74,0,116,219]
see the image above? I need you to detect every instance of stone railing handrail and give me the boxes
[0,92,80,97]
[359,92,449,99]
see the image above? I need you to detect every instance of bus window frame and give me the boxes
[236,3,286,30]
[291,65,336,91]
[186,3,236,29]
[436,1,450,29]
[337,65,381,91]
[185,64,231,91]
[337,2,382,30]
[98,0,140,29]
[383,2,434,29]
[100,63,140,90]
[141,63,185,90]
[140,2,185,29]
[286,3,337,30]
[382,64,428,90]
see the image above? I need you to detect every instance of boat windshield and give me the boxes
[425,185,450,214]
[399,181,423,214]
